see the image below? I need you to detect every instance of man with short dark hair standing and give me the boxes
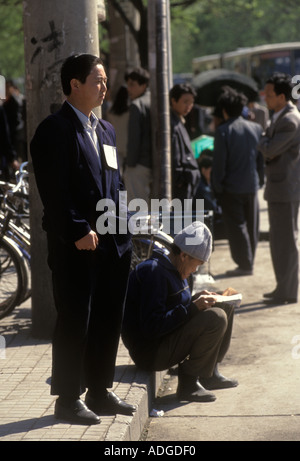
[212,86,264,276]
[258,73,300,305]
[169,83,200,203]
[30,54,136,425]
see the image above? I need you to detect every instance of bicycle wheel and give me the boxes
[131,232,174,270]
[0,237,27,319]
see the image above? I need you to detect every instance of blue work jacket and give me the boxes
[122,249,198,365]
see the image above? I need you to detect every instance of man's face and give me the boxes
[126,78,147,100]
[171,93,194,117]
[177,253,204,280]
[264,83,286,112]
[74,64,107,111]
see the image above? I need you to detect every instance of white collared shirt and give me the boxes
[271,106,286,124]
[67,101,100,160]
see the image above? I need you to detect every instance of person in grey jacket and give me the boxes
[212,86,263,276]
[258,73,300,305]
[123,67,152,204]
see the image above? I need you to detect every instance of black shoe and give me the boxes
[85,391,137,416]
[263,290,277,298]
[199,369,238,390]
[263,297,297,305]
[226,267,253,276]
[54,398,101,425]
[176,373,216,402]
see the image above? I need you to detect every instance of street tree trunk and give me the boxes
[23,0,101,338]
[110,0,148,69]
[107,2,140,99]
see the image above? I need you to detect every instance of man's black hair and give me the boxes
[169,83,197,103]
[124,67,150,86]
[266,72,293,101]
[198,153,213,170]
[217,85,248,118]
[61,53,104,96]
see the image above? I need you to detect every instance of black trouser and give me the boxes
[220,192,259,271]
[47,234,131,400]
[268,201,299,300]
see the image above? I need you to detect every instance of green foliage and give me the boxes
[171,0,300,73]
[2,0,300,79]
[0,1,24,79]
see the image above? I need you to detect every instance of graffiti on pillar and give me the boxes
[30,20,64,64]
[30,20,65,92]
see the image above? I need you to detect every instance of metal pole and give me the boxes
[155,0,172,200]
[148,0,172,201]
[147,1,159,198]
[166,0,173,88]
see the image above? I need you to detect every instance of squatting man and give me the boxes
[122,221,238,403]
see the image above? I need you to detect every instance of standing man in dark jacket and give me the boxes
[258,73,300,305]
[30,54,136,425]
[122,222,238,403]
[170,83,200,203]
[123,67,152,205]
[212,86,264,276]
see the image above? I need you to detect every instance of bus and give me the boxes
[192,42,300,91]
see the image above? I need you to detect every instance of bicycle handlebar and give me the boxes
[0,162,29,214]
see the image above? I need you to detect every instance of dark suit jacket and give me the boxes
[212,116,264,195]
[170,110,200,200]
[126,88,151,168]
[0,105,17,174]
[258,101,300,203]
[30,101,131,257]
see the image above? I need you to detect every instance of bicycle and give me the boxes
[0,163,31,320]
[130,214,174,269]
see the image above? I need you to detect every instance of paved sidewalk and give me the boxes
[0,299,165,441]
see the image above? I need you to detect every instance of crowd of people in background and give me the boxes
[103,67,272,231]
[117,69,300,409]
[103,68,300,306]
[2,66,298,310]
